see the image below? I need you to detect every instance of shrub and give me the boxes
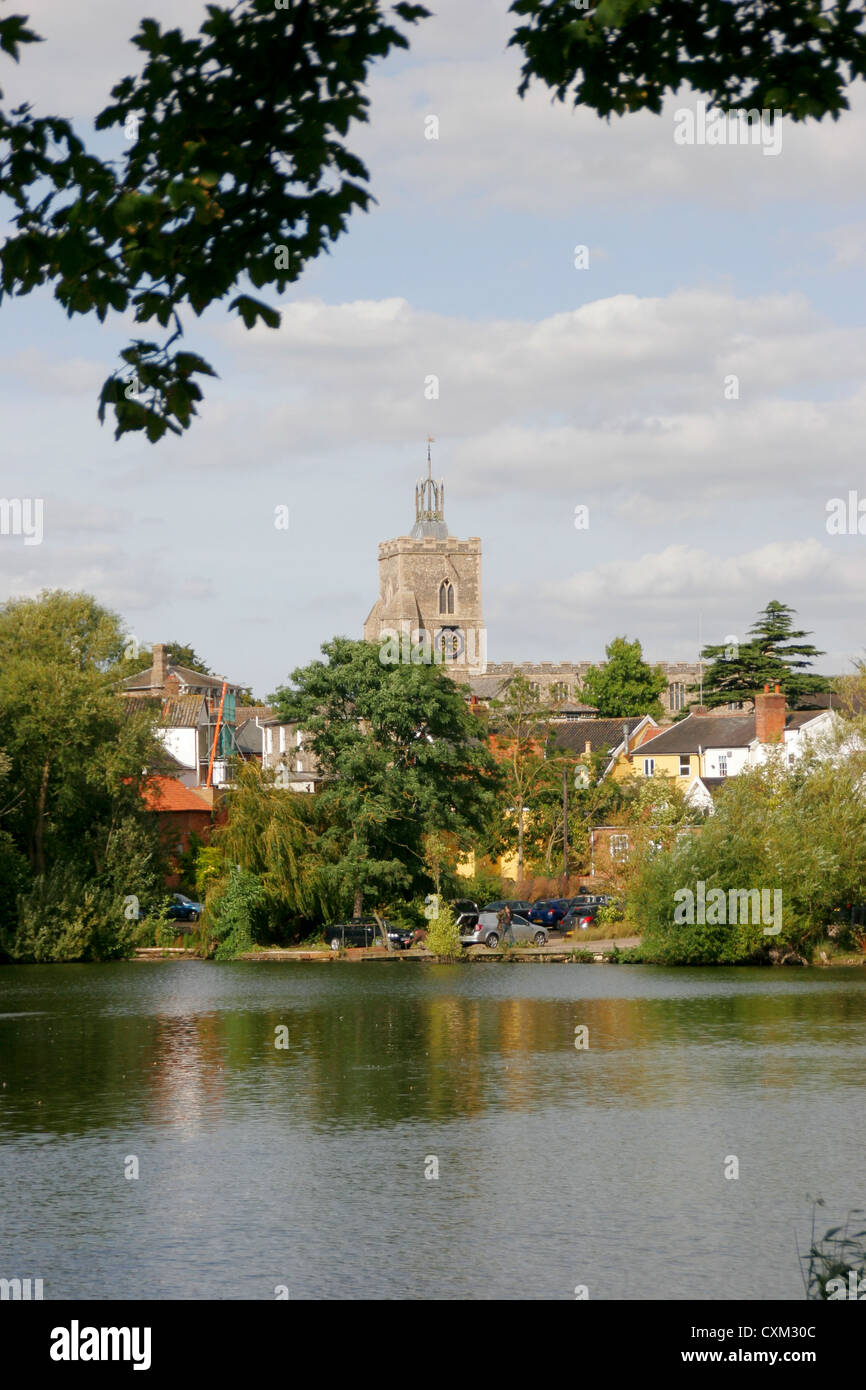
[10,864,134,962]
[424,900,463,960]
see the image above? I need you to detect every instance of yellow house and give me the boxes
[628,713,754,785]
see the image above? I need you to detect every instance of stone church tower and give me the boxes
[363,445,486,675]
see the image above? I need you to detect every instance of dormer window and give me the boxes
[438,580,454,615]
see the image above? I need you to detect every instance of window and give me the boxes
[669,681,686,711]
[719,755,728,777]
[438,580,454,615]
[644,758,655,776]
[610,834,629,862]
[551,681,570,702]
[679,756,690,777]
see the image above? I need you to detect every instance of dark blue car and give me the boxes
[527,898,572,927]
[166,893,203,922]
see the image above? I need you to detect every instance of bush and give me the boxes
[424,900,463,960]
[205,868,267,959]
[10,864,135,962]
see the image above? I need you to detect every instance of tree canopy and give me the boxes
[581,636,668,717]
[270,637,500,917]
[696,600,829,708]
[0,1,428,440]
[509,0,866,122]
[0,590,168,959]
[2,1,863,440]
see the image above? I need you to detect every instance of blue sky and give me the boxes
[2,0,866,696]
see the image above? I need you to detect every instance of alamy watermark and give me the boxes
[826,492,866,535]
[0,497,43,545]
[0,1276,43,1299]
[674,881,782,935]
[673,100,783,157]
[378,626,487,673]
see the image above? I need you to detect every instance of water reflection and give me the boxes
[0,962,863,1300]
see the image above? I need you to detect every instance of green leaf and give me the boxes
[229,294,280,330]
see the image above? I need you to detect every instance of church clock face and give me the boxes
[436,626,463,662]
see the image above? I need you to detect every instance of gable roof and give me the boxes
[121,663,242,694]
[639,715,755,754]
[637,709,827,756]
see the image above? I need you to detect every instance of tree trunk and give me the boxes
[353,886,363,918]
[518,804,524,876]
[373,908,393,951]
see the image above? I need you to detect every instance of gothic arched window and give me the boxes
[438,580,454,615]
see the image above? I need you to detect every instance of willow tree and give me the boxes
[213,761,337,927]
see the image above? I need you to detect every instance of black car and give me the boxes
[327,918,413,951]
[560,902,601,934]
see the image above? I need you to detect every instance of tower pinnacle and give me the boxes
[411,437,448,539]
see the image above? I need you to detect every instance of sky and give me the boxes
[2,0,866,698]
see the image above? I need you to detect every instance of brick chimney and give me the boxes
[755,683,786,743]
[152,642,168,692]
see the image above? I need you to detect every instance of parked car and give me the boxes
[527,898,572,927]
[165,893,203,923]
[450,899,479,929]
[482,899,533,916]
[326,918,413,951]
[461,911,548,949]
[559,903,599,934]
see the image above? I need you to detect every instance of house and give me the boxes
[121,644,247,787]
[233,706,275,765]
[260,719,323,792]
[683,777,731,814]
[140,776,214,889]
[629,686,834,786]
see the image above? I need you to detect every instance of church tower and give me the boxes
[363,443,486,675]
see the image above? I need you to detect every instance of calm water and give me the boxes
[0,960,864,1300]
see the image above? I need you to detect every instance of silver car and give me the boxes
[460,911,548,950]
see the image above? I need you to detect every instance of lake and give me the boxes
[1,960,864,1300]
